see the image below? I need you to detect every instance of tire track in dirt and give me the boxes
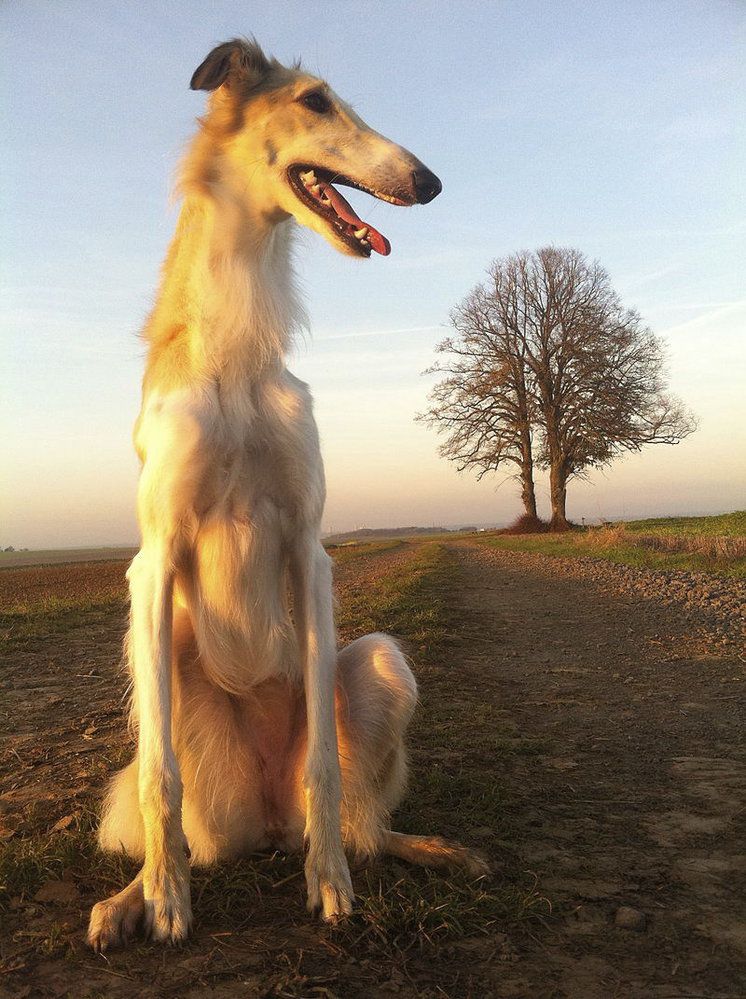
[448,541,745,999]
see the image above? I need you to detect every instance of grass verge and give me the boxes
[336,541,455,656]
[477,516,746,577]
[623,510,746,537]
[323,537,403,566]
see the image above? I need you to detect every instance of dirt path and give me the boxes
[448,541,745,998]
[2,541,744,998]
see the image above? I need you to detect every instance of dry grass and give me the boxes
[579,523,746,559]
[478,512,746,577]
[632,530,746,559]
[575,524,626,550]
[500,514,551,535]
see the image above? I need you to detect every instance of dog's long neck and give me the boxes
[145,189,304,386]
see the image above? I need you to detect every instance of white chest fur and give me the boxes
[136,366,325,692]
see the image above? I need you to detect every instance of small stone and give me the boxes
[614,905,646,931]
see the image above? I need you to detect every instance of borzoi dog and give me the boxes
[88,37,486,951]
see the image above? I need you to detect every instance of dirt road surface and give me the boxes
[448,542,745,997]
[1,541,744,998]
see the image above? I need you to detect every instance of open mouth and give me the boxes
[288,166,405,257]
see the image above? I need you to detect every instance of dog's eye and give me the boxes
[300,91,332,114]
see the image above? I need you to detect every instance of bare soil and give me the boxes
[448,541,745,997]
[0,549,137,570]
[1,541,744,998]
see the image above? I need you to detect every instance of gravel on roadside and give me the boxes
[467,543,745,648]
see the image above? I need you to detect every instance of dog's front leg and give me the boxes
[89,545,191,950]
[130,546,192,942]
[291,539,353,921]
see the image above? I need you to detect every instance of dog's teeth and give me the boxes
[360,239,370,247]
[354,227,369,239]
[300,170,316,184]
[311,184,322,196]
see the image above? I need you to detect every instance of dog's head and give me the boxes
[188,38,441,258]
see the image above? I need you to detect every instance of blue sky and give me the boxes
[2,0,745,547]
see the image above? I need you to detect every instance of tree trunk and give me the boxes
[520,467,538,520]
[519,431,538,519]
[549,461,569,531]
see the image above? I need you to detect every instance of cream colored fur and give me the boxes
[87,38,485,952]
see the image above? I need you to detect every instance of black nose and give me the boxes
[412,166,442,204]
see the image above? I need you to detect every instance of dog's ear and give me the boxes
[190,38,272,92]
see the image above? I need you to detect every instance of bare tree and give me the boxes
[421,247,696,529]
[419,281,539,520]
[515,247,696,527]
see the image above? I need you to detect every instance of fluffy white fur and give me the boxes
[87,38,485,952]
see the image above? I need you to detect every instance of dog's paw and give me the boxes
[87,876,145,953]
[459,846,491,879]
[142,860,192,945]
[429,835,492,879]
[305,848,354,922]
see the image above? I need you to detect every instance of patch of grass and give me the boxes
[623,510,746,537]
[192,854,300,921]
[346,866,550,951]
[326,538,404,565]
[477,521,746,577]
[0,561,129,653]
[0,598,127,653]
[0,811,137,909]
[336,542,456,657]
[334,541,549,940]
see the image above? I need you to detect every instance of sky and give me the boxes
[2,0,745,548]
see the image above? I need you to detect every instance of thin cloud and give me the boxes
[659,301,746,337]
[652,301,746,314]
[316,324,443,343]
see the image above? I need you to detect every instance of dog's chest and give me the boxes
[178,371,322,687]
[209,369,324,528]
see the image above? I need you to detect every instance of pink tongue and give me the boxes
[319,181,391,256]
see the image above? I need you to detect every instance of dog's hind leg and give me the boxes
[335,633,417,857]
[335,633,488,879]
[97,758,145,859]
[381,831,489,878]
